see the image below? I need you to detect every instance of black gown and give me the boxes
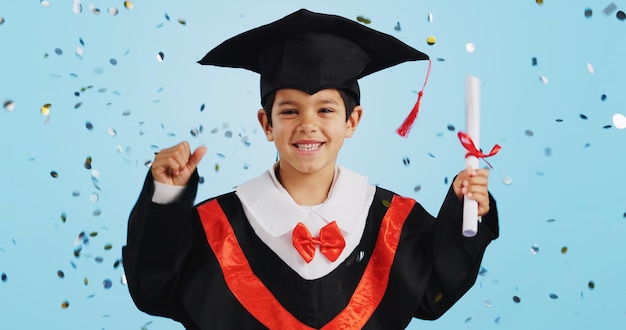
[122,171,499,329]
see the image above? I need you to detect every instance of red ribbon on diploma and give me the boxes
[457,131,501,168]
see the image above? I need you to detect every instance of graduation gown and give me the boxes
[122,170,499,329]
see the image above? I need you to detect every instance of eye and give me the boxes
[319,108,334,113]
[279,109,298,115]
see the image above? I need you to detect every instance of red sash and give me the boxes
[197,195,415,329]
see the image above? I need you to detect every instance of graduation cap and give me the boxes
[198,8,431,137]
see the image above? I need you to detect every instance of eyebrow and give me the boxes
[275,98,340,107]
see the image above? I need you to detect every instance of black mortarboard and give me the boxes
[198,9,429,104]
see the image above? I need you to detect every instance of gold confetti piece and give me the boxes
[61,212,67,223]
[561,246,568,254]
[61,301,69,309]
[382,200,391,207]
[177,18,187,25]
[84,277,89,286]
[434,292,443,303]
[124,1,134,10]
[536,0,544,5]
[41,103,51,116]
[426,35,436,45]
[356,15,371,24]
[104,243,112,250]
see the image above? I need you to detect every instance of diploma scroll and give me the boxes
[463,76,480,237]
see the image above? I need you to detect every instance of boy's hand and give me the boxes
[151,142,207,186]
[453,166,490,216]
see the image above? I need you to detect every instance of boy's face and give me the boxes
[257,88,362,176]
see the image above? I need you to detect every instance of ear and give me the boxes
[345,105,363,138]
[257,109,274,141]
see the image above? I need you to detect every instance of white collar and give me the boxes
[235,165,370,237]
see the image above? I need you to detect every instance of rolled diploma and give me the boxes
[463,75,480,237]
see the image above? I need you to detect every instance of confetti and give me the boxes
[525,129,534,136]
[356,15,371,24]
[604,3,617,15]
[41,103,51,116]
[513,296,521,303]
[89,5,101,15]
[402,157,410,166]
[61,212,67,223]
[1,273,7,282]
[427,13,433,22]
[483,300,492,308]
[584,8,593,18]
[0,17,5,25]
[530,243,539,255]
[536,0,543,5]
[426,35,436,45]
[447,124,455,131]
[394,22,401,31]
[544,148,552,156]
[157,52,165,62]
[532,57,538,66]
[103,279,113,289]
[40,0,51,8]
[465,42,476,53]
[3,100,15,111]
[124,1,134,10]
[549,293,558,299]
[61,300,69,309]
[50,171,59,178]
[110,58,118,65]
[84,156,92,169]
[413,185,421,192]
[539,75,548,84]
[72,2,82,14]
[108,7,119,16]
[561,246,568,254]
[580,114,588,120]
[85,121,94,130]
[54,48,63,55]
[177,18,187,26]
[588,281,595,289]
[618,11,626,20]
[108,127,117,136]
[57,270,65,279]
[612,113,626,129]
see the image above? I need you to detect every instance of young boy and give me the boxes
[123,9,499,330]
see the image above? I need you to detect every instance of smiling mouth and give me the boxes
[295,143,322,151]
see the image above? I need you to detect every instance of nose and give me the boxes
[298,110,318,134]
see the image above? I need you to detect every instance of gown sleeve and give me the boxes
[121,170,201,325]
[414,184,499,320]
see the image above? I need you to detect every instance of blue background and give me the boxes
[1,0,625,329]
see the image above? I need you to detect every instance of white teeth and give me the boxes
[296,143,321,151]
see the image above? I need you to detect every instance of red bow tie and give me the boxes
[292,221,346,263]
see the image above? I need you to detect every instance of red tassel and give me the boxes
[396,59,432,138]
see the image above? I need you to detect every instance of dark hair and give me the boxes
[262,89,359,126]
